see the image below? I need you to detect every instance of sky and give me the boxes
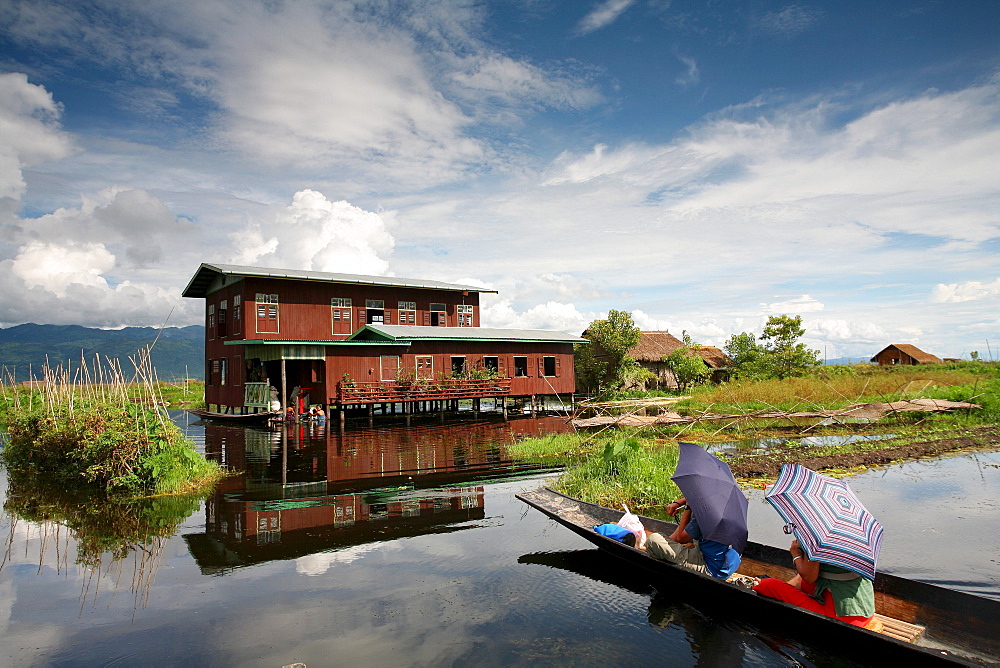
[1,0,998,362]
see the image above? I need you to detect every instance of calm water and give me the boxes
[1,414,998,666]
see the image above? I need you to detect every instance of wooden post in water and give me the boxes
[281,358,288,420]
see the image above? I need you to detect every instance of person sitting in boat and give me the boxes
[641,497,741,580]
[752,539,875,628]
[285,406,296,422]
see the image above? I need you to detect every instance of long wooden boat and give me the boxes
[517,487,1000,666]
[186,408,282,424]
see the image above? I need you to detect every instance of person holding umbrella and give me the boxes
[752,464,879,628]
[642,443,748,580]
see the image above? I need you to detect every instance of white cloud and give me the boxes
[762,295,824,313]
[675,54,700,87]
[576,0,636,36]
[9,241,115,298]
[481,298,592,334]
[449,55,602,114]
[230,190,394,275]
[806,318,889,343]
[754,5,823,38]
[0,72,76,201]
[929,278,1000,303]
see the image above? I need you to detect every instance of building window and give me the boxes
[543,356,557,377]
[398,301,416,324]
[365,299,385,324]
[331,298,352,334]
[457,304,474,327]
[256,293,278,333]
[233,294,242,334]
[430,303,446,326]
[451,356,466,376]
[514,356,528,377]
[218,300,228,338]
[483,356,499,373]
[207,304,215,340]
[416,355,433,379]
[220,358,228,386]
[206,359,213,385]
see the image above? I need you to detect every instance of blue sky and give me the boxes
[1,0,998,361]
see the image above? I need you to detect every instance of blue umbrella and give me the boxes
[766,464,883,580]
[671,442,749,554]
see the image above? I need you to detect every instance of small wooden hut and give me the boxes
[870,344,943,366]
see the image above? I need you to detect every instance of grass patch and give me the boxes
[510,433,682,516]
[509,363,999,514]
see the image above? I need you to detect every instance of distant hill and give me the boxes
[822,356,875,366]
[0,323,205,381]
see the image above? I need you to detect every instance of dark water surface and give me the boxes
[1,414,998,666]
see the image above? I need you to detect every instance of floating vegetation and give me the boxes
[1,347,223,495]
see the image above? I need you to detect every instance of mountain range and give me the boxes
[0,323,205,382]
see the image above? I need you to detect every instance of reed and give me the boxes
[1,348,223,494]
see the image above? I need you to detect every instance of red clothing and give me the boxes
[752,578,873,627]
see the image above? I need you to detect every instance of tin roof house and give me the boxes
[182,263,584,418]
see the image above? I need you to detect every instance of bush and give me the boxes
[3,401,222,494]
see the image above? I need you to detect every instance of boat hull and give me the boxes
[186,409,282,424]
[517,487,999,666]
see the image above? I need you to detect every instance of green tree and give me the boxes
[573,342,607,394]
[578,310,646,394]
[723,316,820,380]
[723,331,767,380]
[759,314,821,378]
[664,331,711,391]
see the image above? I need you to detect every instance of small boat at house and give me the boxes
[516,487,1000,666]
[186,408,282,424]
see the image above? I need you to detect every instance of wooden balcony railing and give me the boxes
[334,377,512,406]
[244,382,272,408]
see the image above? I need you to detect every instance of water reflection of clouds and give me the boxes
[295,542,395,576]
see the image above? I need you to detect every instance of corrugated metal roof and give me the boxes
[349,324,587,344]
[182,262,496,298]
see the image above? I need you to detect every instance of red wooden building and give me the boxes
[182,263,584,415]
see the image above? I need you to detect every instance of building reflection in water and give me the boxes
[185,415,571,574]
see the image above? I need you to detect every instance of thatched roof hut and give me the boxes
[871,344,943,366]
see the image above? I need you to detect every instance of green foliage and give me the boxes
[664,331,711,391]
[760,315,822,379]
[558,438,682,512]
[724,315,820,380]
[573,342,607,394]
[578,309,643,395]
[3,401,223,494]
[723,331,767,379]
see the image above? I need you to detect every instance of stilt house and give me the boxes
[182,263,584,415]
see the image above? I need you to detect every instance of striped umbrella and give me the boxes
[765,464,883,580]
